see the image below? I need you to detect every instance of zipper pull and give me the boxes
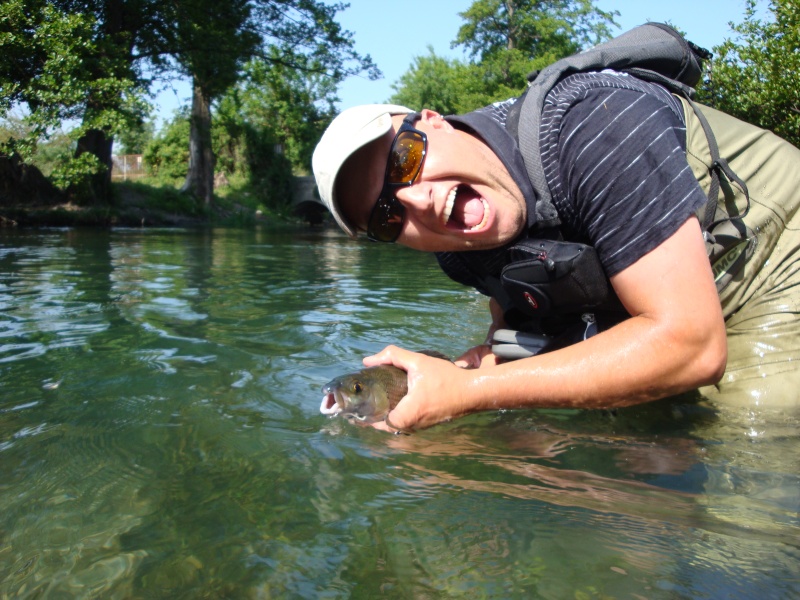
[537,251,556,273]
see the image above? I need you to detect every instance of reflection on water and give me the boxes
[0,227,798,599]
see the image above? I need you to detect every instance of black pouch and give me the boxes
[500,239,625,319]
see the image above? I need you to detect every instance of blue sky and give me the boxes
[153,0,749,123]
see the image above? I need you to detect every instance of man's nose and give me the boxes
[394,183,432,211]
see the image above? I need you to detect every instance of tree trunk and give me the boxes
[69,0,125,206]
[181,80,215,207]
[73,128,114,204]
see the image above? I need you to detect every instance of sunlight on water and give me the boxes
[0,227,798,598]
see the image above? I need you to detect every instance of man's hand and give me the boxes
[365,346,473,432]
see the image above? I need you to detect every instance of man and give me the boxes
[312,69,800,432]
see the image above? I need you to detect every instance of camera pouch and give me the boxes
[500,238,625,319]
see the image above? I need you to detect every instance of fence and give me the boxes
[111,154,146,181]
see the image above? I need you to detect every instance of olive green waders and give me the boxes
[681,98,800,407]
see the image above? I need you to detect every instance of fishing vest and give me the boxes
[438,23,780,341]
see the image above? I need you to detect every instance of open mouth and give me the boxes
[320,393,366,421]
[320,392,341,415]
[444,185,489,232]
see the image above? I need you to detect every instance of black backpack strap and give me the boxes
[510,22,709,229]
[683,96,751,229]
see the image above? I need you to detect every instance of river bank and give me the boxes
[0,179,328,229]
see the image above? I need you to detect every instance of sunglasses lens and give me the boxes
[386,131,425,183]
[367,196,405,242]
[366,121,425,243]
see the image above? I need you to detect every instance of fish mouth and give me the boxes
[320,389,342,416]
[320,387,375,423]
[320,392,370,422]
[443,185,490,233]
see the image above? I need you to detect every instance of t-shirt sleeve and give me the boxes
[548,85,708,277]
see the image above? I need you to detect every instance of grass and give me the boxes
[0,171,320,229]
[111,175,299,227]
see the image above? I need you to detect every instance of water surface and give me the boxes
[0,227,797,598]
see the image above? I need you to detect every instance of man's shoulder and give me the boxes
[546,71,681,111]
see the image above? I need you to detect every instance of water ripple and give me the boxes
[0,227,796,598]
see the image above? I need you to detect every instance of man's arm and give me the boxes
[369,216,726,431]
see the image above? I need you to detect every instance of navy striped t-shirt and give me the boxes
[539,71,708,276]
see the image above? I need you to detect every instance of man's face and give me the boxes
[337,110,527,252]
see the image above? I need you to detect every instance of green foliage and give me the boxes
[390,0,618,113]
[213,96,250,178]
[239,121,294,210]
[1,0,148,136]
[0,0,150,199]
[143,183,203,216]
[116,118,156,155]
[232,53,339,173]
[172,0,379,203]
[1,0,375,206]
[172,0,258,100]
[31,136,73,178]
[1,116,72,179]
[390,48,470,115]
[143,111,191,181]
[698,0,800,147]
[454,0,617,61]
[61,151,111,200]
[213,90,295,206]
[142,106,293,211]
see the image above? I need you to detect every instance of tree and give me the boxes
[68,0,152,203]
[212,91,295,208]
[143,110,190,181]
[233,51,340,173]
[169,0,258,205]
[390,0,617,114]
[390,48,470,115]
[173,0,379,207]
[454,0,617,62]
[699,0,799,147]
[453,0,617,95]
[0,0,149,200]
[1,0,377,208]
[143,99,295,210]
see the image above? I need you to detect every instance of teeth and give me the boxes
[442,187,489,231]
[444,187,457,224]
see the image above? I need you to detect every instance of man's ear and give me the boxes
[419,109,453,131]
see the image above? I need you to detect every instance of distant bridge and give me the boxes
[291,176,328,224]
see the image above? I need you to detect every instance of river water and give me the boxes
[0,226,797,599]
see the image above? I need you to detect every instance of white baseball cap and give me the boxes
[312,104,414,237]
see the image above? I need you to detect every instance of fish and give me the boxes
[320,351,449,424]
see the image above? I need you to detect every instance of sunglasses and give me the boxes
[366,114,427,243]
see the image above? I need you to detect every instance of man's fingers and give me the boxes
[363,345,414,369]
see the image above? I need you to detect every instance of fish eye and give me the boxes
[353,382,363,394]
